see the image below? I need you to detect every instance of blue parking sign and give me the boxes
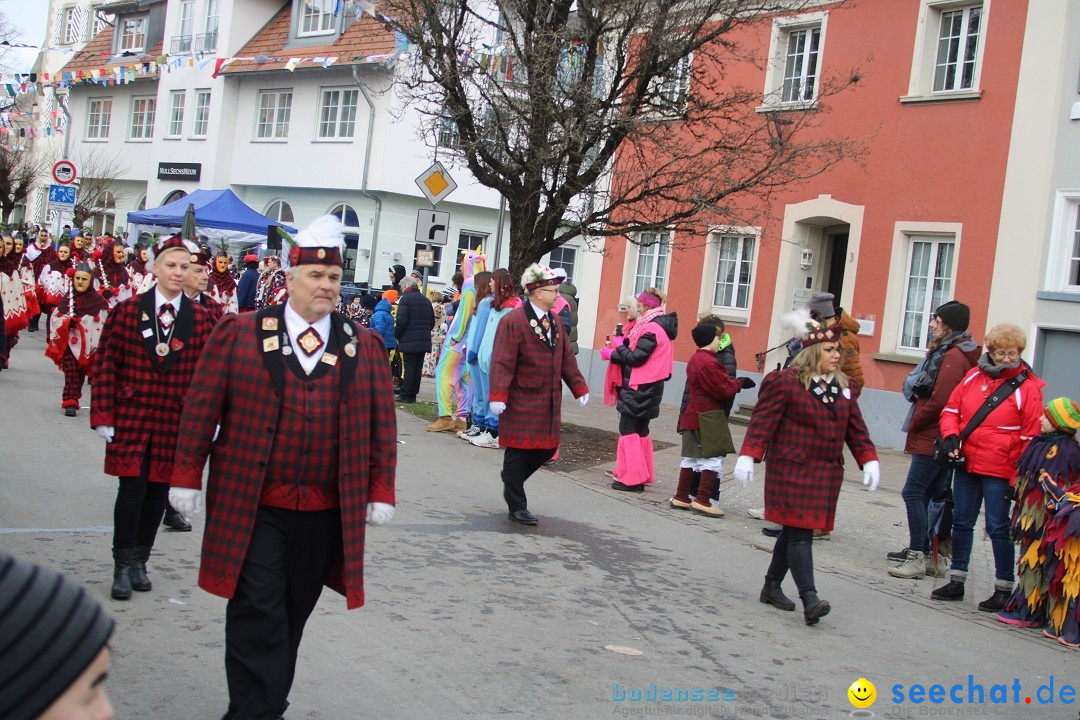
[48,184,76,205]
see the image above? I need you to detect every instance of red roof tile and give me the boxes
[60,27,163,78]
[221,4,397,75]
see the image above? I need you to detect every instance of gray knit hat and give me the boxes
[807,292,836,319]
[0,552,115,720]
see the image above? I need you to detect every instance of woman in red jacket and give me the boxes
[889,301,980,579]
[932,323,1045,610]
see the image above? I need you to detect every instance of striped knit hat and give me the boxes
[0,552,115,720]
[1045,397,1080,435]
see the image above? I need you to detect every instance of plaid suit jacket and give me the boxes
[739,368,877,531]
[489,303,588,449]
[171,304,396,609]
[90,291,214,482]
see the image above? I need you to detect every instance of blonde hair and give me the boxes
[642,287,666,304]
[985,323,1026,353]
[789,342,848,390]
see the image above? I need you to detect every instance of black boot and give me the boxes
[787,532,829,624]
[978,588,1010,612]
[111,548,134,600]
[799,590,831,625]
[931,578,965,601]
[759,577,796,611]
[131,545,153,592]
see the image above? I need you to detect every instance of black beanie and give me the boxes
[691,323,717,348]
[0,552,115,720]
[934,300,970,333]
[390,264,406,287]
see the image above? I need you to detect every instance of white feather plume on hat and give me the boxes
[780,306,813,339]
[295,214,345,252]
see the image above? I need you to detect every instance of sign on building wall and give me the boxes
[157,162,202,181]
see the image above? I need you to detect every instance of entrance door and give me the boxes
[825,232,848,303]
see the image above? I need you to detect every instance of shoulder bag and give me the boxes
[932,372,1028,468]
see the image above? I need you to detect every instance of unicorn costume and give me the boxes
[427,247,485,432]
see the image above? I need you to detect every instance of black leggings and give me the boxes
[618,414,651,437]
[113,452,169,549]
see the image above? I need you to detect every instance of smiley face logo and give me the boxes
[848,678,876,709]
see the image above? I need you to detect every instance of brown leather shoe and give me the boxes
[452,418,468,433]
[426,416,457,432]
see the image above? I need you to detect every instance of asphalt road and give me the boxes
[1,330,1075,720]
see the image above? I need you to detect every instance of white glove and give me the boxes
[169,487,203,516]
[862,460,881,492]
[366,502,394,525]
[734,455,755,488]
[578,393,590,407]
[95,426,115,443]
[489,401,506,416]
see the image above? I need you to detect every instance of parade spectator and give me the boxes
[90,235,215,601]
[423,301,446,377]
[169,215,396,719]
[459,270,495,443]
[395,273,436,404]
[429,251,485,433]
[345,295,363,321]
[670,324,753,516]
[356,292,376,329]
[471,269,522,449]
[997,397,1080,636]
[600,287,677,492]
[734,316,879,625]
[372,290,397,356]
[236,254,260,311]
[45,262,109,417]
[932,323,1045,610]
[488,264,589,525]
[0,552,116,720]
[552,267,579,354]
[806,292,863,387]
[888,301,979,579]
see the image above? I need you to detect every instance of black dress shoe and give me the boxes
[64,407,77,417]
[761,525,782,538]
[610,481,644,492]
[508,509,538,525]
[163,511,192,532]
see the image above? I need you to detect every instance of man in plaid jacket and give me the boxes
[489,263,589,525]
[90,235,216,601]
[169,215,396,720]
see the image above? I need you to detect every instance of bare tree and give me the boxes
[66,146,129,229]
[0,90,46,223]
[384,0,865,276]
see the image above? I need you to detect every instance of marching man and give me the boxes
[169,215,396,719]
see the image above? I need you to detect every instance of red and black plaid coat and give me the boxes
[193,292,224,325]
[489,303,588,449]
[90,291,215,481]
[171,304,396,609]
[739,368,877,531]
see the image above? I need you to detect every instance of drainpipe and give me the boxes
[351,65,383,287]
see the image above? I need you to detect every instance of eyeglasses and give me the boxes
[990,350,1020,361]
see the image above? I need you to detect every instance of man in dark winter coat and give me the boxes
[394,274,435,403]
[236,254,260,311]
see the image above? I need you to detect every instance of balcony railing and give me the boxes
[170,34,193,54]
[195,31,217,53]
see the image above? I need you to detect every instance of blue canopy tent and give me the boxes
[126,189,297,254]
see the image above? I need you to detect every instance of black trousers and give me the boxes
[113,450,168,549]
[618,414,651,437]
[766,526,816,596]
[501,447,556,513]
[224,506,342,720]
[400,351,425,401]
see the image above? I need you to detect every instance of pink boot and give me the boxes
[611,434,646,491]
[639,435,655,484]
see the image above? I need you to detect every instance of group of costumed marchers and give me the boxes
[0,236,31,350]
[997,397,1080,647]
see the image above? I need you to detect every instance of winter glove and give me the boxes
[169,487,202,516]
[439,322,448,333]
[738,377,757,389]
[734,455,755,487]
[366,502,394,525]
[941,435,962,457]
[489,401,506,416]
[862,460,881,492]
[95,425,115,443]
[599,347,613,361]
[467,351,478,364]
[578,393,590,407]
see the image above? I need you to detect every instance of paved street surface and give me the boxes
[2,332,1075,719]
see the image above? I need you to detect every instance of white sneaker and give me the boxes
[747,507,766,520]
[470,432,500,449]
[458,426,483,439]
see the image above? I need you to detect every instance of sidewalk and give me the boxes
[411,378,1021,630]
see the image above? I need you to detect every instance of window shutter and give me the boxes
[71,6,87,44]
[53,7,64,44]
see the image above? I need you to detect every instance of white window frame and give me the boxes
[92,6,111,36]
[128,96,156,141]
[191,89,211,138]
[255,89,293,140]
[902,1,989,103]
[316,88,358,140]
[178,0,195,39]
[655,54,692,113]
[298,1,336,37]
[264,199,295,224]
[628,231,671,296]
[200,0,219,52]
[118,15,148,52]
[86,97,112,140]
[61,6,83,45]
[700,227,759,323]
[547,245,578,282]
[1045,189,1080,294]
[167,90,185,138]
[760,11,828,110]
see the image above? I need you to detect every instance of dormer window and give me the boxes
[118,16,147,52]
[299,2,335,37]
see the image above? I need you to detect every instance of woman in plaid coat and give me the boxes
[734,317,879,625]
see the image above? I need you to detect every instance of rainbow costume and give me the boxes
[434,247,485,421]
